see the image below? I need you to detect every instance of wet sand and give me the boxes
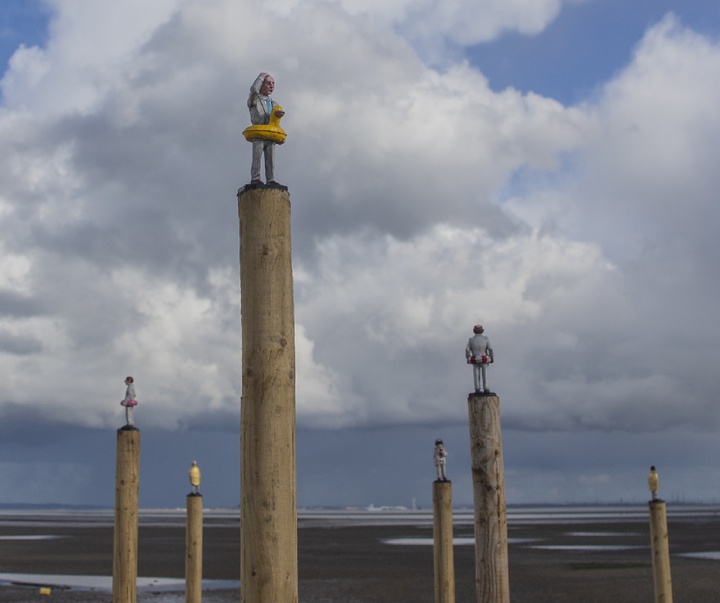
[2,510,720,602]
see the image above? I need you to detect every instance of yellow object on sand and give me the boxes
[243,105,286,144]
[39,587,52,596]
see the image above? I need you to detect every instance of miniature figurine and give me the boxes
[120,376,138,427]
[466,325,494,393]
[245,72,285,185]
[189,460,201,495]
[434,439,448,481]
[648,465,659,501]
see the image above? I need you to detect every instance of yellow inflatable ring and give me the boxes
[243,105,286,144]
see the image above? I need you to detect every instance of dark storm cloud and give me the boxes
[0,289,47,317]
[0,329,42,354]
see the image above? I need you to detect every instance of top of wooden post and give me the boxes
[238,182,288,196]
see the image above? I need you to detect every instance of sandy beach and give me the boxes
[1,506,720,602]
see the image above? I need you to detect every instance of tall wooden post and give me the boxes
[186,493,203,603]
[433,480,456,603]
[649,499,673,603]
[238,184,298,603]
[113,427,140,603]
[467,393,509,603]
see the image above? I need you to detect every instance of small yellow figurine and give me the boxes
[189,460,201,495]
[648,465,659,501]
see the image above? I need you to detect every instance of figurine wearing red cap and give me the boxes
[465,325,494,394]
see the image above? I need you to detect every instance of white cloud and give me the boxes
[400,0,565,46]
[295,225,625,428]
[0,1,719,447]
[1,0,180,114]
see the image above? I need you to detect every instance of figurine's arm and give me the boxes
[247,73,267,109]
[487,341,494,362]
[465,340,473,361]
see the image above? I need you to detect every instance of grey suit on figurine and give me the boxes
[466,325,494,393]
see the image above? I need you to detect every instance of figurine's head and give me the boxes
[473,325,484,334]
[435,439,443,446]
[192,460,198,466]
[260,75,275,96]
[125,376,134,384]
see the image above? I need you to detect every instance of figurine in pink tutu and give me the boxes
[120,376,138,427]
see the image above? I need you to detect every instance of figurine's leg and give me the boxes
[251,140,263,182]
[264,142,275,182]
[481,364,488,392]
[473,364,481,391]
[440,462,447,480]
[126,406,134,426]
[436,464,442,480]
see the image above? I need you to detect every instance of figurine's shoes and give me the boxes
[250,179,264,185]
[267,180,284,186]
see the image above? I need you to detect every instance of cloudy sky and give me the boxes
[1,0,719,509]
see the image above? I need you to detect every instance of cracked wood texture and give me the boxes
[468,394,510,603]
[185,494,203,603]
[649,500,673,603]
[433,480,456,603]
[238,187,298,603]
[113,428,140,603]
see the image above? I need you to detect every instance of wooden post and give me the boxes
[186,493,203,603]
[433,480,456,603]
[113,427,140,603]
[238,184,298,603]
[649,499,673,603]
[467,393,510,603]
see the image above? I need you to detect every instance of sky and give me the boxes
[1,0,720,509]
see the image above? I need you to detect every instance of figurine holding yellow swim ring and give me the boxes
[243,105,286,144]
[246,72,286,185]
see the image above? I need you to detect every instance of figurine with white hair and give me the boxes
[466,325,494,394]
[245,72,286,185]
